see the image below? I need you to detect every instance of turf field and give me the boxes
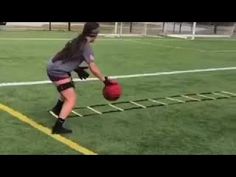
[1,31,236,154]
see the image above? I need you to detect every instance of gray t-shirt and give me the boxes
[47,42,95,76]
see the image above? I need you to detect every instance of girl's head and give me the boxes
[52,22,100,62]
[82,22,100,42]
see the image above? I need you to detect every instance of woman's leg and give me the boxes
[48,74,68,117]
[50,94,65,118]
[52,78,77,134]
[58,87,77,120]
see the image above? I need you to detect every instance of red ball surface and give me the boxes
[103,83,122,101]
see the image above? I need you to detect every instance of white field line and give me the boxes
[1,66,236,88]
[124,39,236,53]
[123,39,207,52]
[0,37,146,41]
[0,38,129,41]
[0,38,70,41]
[1,37,235,52]
[1,37,236,41]
[209,50,236,53]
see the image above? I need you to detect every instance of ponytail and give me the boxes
[52,34,87,63]
[52,22,99,63]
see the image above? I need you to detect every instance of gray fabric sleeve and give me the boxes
[83,44,95,64]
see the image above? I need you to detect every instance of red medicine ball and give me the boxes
[103,82,122,101]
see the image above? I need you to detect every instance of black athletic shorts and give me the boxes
[47,72,71,82]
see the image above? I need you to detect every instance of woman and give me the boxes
[47,22,115,134]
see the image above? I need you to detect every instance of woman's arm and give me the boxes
[88,62,105,82]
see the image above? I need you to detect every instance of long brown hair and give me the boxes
[52,22,100,63]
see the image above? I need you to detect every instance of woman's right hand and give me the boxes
[103,76,117,86]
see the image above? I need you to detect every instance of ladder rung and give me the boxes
[181,95,201,101]
[129,101,146,108]
[148,99,167,105]
[221,91,236,96]
[108,104,124,111]
[87,106,102,115]
[197,94,216,100]
[212,92,230,98]
[166,97,185,103]
[71,110,83,117]
[70,91,236,118]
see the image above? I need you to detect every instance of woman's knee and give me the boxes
[69,96,77,106]
[62,89,77,105]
